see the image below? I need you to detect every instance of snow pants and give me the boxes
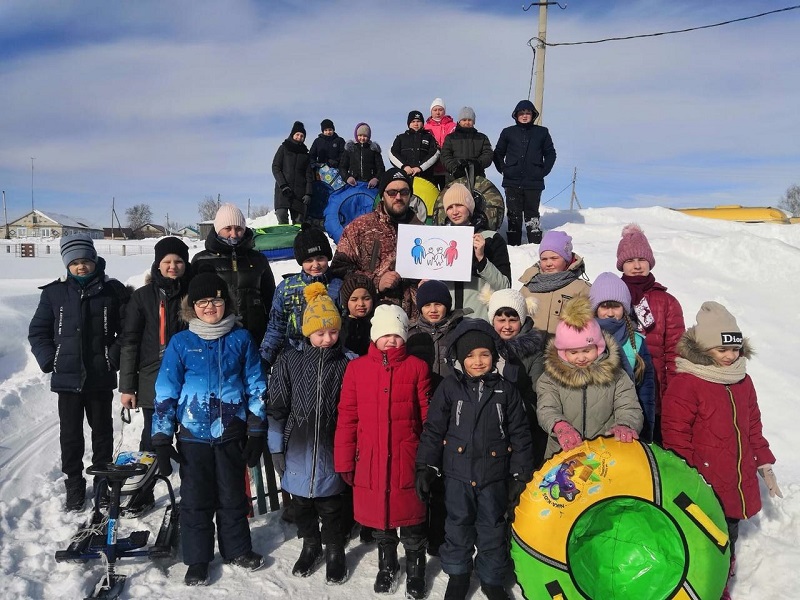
[178,439,252,565]
[505,187,542,246]
[440,478,510,586]
[294,494,344,545]
[372,522,427,553]
[57,390,113,480]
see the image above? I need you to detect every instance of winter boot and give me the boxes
[360,525,375,544]
[373,542,400,594]
[64,476,86,512]
[505,228,522,247]
[92,477,109,509]
[526,217,542,244]
[444,573,471,600]
[480,583,511,600]
[125,486,155,515]
[292,538,323,577]
[405,549,427,599]
[325,543,348,585]
[184,562,210,586]
[226,550,264,571]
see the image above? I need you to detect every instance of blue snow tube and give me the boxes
[309,179,332,222]
[323,182,378,244]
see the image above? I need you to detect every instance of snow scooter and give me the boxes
[55,455,179,599]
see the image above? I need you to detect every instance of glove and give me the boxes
[367,177,379,188]
[415,464,438,503]
[346,176,357,186]
[339,471,355,486]
[155,444,181,476]
[507,477,528,521]
[758,464,783,498]
[241,436,265,468]
[606,425,640,443]
[553,421,582,451]
[281,185,294,199]
[271,452,286,477]
[302,194,312,205]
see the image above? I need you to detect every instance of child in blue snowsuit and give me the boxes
[152,272,267,586]
[259,223,342,368]
[416,319,533,600]
[589,272,657,442]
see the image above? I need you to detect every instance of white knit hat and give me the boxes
[213,203,246,233]
[430,98,446,112]
[370,304,409,342]
[488,288,531,321]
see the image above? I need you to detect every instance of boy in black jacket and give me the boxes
[389,110,440,184]
[28,234,130,512]
[416,319,533,600]
[309,118,346,169]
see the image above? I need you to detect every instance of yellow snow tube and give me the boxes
[673,205,790,224]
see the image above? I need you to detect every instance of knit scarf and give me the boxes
[525,268,580,294]
[621,273,655,306]
[596,317,629,348]
[188,313,238,341]
[675,356,747,385]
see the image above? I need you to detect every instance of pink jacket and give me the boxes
[425,116,456,173]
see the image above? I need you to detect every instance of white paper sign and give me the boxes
[395,224,474,282]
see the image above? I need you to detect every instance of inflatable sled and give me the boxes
[433,172,505,231]
[253,224,301,261]
[673,204,791,224]
[412,176,439,224]
[512,437,730,600]
[323,181,379,243]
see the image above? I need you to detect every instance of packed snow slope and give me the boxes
[0,206,798,599]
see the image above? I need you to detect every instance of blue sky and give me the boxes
[1,0,798,227]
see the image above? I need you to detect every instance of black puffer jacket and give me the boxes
[493,121,556,190]
[28,258,130,393]
[272,138,314,212]
[407,310,467,381]
[338,140,386,182]
[309,133,346,169]
[191,228,276,344]
[440,125,494,183]
[417,318,534,487]
[118,268,191,409]
[389,129,440,181]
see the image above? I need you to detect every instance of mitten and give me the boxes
[506,476,528,521]
[367,177,379,188]
[302,194,312,205]
[271,452,286,477]
[553,421,582,451]
[154,444,181,476]
[606,424,639,443]
[415,464,438,503]
[281,185,293,199]
[241,436,265,468]
[346,176,357,186]
[758,464,783,498]
[339,471,355,486]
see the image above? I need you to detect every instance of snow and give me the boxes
[1,207,798,599]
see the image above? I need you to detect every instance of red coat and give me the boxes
[641,284,685,410]
[334,343,432,529]
[662,371,775,519]
[424,116,456,174]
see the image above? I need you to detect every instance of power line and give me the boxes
[543,181,572,205]
[531,5,800,47]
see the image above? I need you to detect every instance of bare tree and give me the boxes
[198,195,220,221]
[126,203,153,231]
[249,204,271,218]
[779,184,800,217]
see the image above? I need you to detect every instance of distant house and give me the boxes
[198,220,215,241]
[133,223,168,239]
[7,210,103,239]
[175,225,200,239]
[103,227,134,240]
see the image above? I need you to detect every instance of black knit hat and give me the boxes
[320,118,335,132]
[455,330,496,366]
[291,120,306,136]
[378,167,413,196]
[293,223,332,264]
[339,272,377,307]
[407,110,424,126]
[187,272,229,305]
[154,236,189,266]
[416,279,452,312]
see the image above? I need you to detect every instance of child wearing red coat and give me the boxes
[334,304,432,599]
[662,302,781,600]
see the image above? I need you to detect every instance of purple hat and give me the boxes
[539,230,573,263]
[616,223,655,271]
[589,272,632,313]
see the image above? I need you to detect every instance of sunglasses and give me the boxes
[195,298,225,308]
[384,188,411,198]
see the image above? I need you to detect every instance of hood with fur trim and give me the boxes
[677,328,753,367]
[542,332,621,389]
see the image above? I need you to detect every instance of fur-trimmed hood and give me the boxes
[542,331,621,389]
[504,318,546,358]
[677,328,753,366]
[345,139,382,153]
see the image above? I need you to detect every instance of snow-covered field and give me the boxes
[0,206,797,599]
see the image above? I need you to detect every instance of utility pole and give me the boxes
[2,190,10,239]
[111,197,115,239]
[524,2,566,124]
[569,167,583,210]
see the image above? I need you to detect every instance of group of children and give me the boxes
[29,214,781,600]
